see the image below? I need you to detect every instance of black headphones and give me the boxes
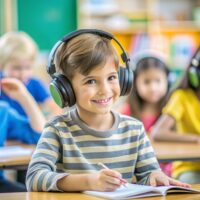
[47,29,133,108]
[188,47,200,88]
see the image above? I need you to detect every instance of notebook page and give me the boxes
[84,184,161,199]
[156,185,200,195]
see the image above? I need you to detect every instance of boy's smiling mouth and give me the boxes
[92,97,112,105]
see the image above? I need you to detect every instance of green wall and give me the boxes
[17,0,77,50]
[0,1,4,35]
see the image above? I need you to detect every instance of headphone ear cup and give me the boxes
[118,67,133,96]
[188,67,200,88]
[125,69,134,95]
[118,67,125,96]
[49,74,76,108]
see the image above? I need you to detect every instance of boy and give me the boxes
[26,29,189,192]
[0,77,46,192]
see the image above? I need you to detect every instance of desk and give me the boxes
[151,141,200,163]
[0,185,200,200]
[0,141,200,169]
[0,144,35,169]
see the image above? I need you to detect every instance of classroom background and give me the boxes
[1,0,200,194]
[1,0,200,88]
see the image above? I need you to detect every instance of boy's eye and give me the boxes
[86,79,96,85]
[108,75,118,81]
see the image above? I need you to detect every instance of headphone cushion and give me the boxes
[125,69,134,95]
[50,80,65,108]
[118,67,126,95]
[119,67,133,96]
[50,74,76,107]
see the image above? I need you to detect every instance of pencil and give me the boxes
[98,162,128,187]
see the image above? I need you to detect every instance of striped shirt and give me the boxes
[26,108,160,191]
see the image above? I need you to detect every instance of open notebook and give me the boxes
[84,183,200,199]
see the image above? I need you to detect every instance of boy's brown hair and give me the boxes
[56,33,119,80]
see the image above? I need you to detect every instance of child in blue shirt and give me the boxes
[0,77,46,192]
[0,31,62,118]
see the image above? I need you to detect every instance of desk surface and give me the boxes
[0,185,200,200]
[0,140,200,169]
[151,141,200,162]
[0,144,35,169]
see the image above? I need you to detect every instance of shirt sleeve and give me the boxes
[134,125,160,184]
[26,124,69,192]
[162,90,184,121]
[26,78,50,103]
[7,106,40,144]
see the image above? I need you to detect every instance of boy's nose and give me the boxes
[98,82,110,95]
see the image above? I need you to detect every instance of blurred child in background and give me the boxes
[119,51,171,176]
[0,77,46,192]
[121,51,170,133]
[0,31,62,119]
[152,46,200,184]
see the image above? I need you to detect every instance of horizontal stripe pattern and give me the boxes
[26,109,159,191]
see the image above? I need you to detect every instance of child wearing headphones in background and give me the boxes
[0,77,45,192]
[119,51,172,177]
[0,31,62,119]
[152,46,200,184]
[26,29,189,192]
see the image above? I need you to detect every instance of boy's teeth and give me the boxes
[96,98,110,103]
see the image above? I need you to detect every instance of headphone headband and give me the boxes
[62,29,113,41]
[47,29,130,77]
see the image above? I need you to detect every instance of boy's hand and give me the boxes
[148,170,191,188]
[88,169,123,191]
[1,78,28,102]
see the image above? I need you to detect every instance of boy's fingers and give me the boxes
[161,178,170,186]
[149,177,157,187]
[101,169,124,186]
[106,176,121,186]
[169,178,191,188]
[103,169,122,179]
[105,184,120,192]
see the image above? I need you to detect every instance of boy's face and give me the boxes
[71,58,120,117]
[136,68,168,104]
[3,59,33,83]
